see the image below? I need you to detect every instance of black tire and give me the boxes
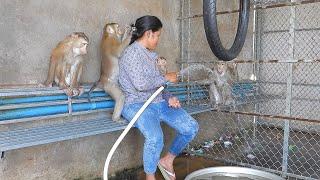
[203,0,250,61]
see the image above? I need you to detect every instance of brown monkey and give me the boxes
[88,23,132,121]
[178,62,237,106]
[156,56,168,75]
[209,62,237,106]
[40,32,89,96]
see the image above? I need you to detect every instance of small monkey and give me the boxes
[209,62,237,107]
[88,23,132,121]
[156,56,168,75]
[40,32,89,96]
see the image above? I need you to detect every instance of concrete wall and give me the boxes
[0,0,181,85]
[0,0,180,179]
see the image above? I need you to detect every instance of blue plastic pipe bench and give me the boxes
[0,83,213,153]
[0,82,257,153]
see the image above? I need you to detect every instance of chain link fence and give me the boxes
[179,0,320,179]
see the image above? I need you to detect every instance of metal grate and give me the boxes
[0,117,127,152]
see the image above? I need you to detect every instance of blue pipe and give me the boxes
[0,101,115,121]
[1,87,206,105]
[0,91,108,105]
[0,95,67,105]
[3,81,254,121]
[72,101,114,112]
[0,93,207,121]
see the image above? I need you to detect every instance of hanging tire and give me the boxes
[203,0,250,61]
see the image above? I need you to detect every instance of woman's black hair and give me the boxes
[130,15,163,45]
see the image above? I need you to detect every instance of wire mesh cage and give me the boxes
[179,0,320,179]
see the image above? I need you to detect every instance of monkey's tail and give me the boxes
[43,55,57,86]
[87,81,100,102]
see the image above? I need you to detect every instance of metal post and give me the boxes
[180,0,185,79]
[281,0,296,177]
[252,2,259,142]
[253,3,264,143]
[186,0,191,105]
[68,96,72,114]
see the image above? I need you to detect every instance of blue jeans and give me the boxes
[121,100,199,174]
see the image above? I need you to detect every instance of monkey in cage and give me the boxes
[209,62,237,107]
[177,62,238,107]
[156,56,168,75]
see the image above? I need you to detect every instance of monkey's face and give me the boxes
[157,57,167,66]
[156,57,167,75]
[72,38,89,56]
[105,23,123,40]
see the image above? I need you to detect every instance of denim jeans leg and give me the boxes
[159,101,199,156]
[121,103,164,174]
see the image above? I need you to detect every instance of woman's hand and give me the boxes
[165,72,178,83]
[168,97,181,108]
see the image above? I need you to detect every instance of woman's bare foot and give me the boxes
[159,152,176,180]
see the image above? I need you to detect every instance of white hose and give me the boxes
[103,86,165,180]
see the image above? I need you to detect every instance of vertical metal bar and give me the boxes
[255,7,263,89]
[252,2,258,141]
[252,4,258,62]
[186,0,191,105]
[180,0,189,151]
[180,0,185,74]
[68,96,72,114]
[253,5,264,142]
[187,0,191,65]
[256,9,263,61]
[282,1,296,177]
[180,0,185,85]
[282,65,293,177]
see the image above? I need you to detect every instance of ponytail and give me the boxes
[129,15,163,45]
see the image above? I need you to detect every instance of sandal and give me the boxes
[158,163,176,180]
